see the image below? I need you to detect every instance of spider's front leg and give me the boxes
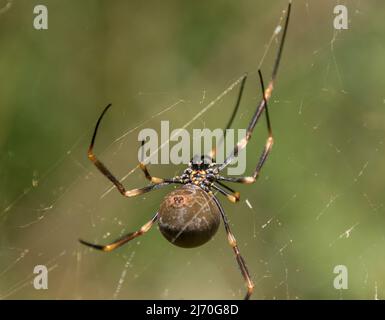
[218,70,274,185]
[88,104,177,196]
[138,140,178,184]
[217,1,291,184]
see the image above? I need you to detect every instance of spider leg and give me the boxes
[219,2,291,172]
[209,73,247,161]
[211,182,240,203]
[88,104,177,197]
[79,213,158,252]
[218,70,273,184]
[139,140,171,184]
[123,183,173,197]
[212,196,254,300]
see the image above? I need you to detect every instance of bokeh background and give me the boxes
[0,0,384,299]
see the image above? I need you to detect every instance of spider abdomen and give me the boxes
[158,184,221,248]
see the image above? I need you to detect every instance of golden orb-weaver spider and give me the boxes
[80,2,291,300]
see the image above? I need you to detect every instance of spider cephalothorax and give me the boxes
[177,157,220,192]
[79,2,292,300]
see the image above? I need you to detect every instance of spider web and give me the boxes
[1,0,385,300]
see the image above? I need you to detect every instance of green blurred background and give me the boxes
[1,0,385,299]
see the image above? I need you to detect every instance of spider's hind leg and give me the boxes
[212,196,254,300]
[80,212,158,252]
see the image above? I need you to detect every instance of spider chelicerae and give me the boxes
[80,2,291,300]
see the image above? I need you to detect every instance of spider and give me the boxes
[80,2,291,300]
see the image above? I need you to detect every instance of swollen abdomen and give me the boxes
[158,184,221,248]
